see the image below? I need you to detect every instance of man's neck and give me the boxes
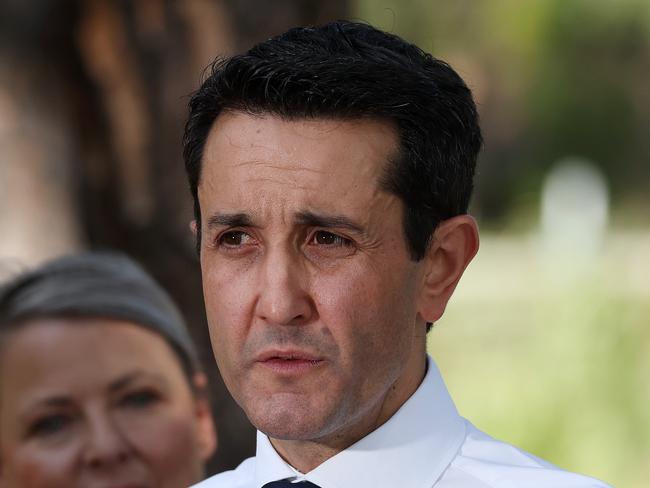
[268,352,428,473]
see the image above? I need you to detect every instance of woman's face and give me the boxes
[0,318,216,488]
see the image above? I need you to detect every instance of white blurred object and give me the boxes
[539,157,610,278]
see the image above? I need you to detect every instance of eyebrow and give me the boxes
[26,397,72,410]
[204,210,366,235]
[20,371,169,416]
[295,211,365,235]
[108,370,169,393]
[205,212,254,230]
[18,395,74,424]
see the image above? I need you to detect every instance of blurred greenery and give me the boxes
[428,232,649,488]
[354,0,650,228]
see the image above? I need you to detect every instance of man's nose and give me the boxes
[82,411,132,469]
[255,246,315,326]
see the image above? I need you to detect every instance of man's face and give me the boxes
[198,112,428,443]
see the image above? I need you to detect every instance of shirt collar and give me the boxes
[254,430,300,486]
[254,356,467,488]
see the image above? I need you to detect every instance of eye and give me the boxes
[27,414,72,438]
[120,389,161,409]
[310,230,352,247]
[218,230,253,247]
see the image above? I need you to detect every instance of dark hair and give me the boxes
[183,20,482,261]
[0,252,200,384]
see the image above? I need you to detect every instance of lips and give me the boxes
[256,349,325,374]
[257,349,322,362]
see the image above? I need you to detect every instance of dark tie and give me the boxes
[262,481,321,488]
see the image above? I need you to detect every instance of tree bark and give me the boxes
[0,0,349,474]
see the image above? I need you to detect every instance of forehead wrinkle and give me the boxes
[243,176,320,194]
[238,165,327,195]
[230,158,331,175]
[221,128,333,176]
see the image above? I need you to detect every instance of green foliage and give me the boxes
[429,232,650,488]
[525,0,647,191]
[353,0,650,225]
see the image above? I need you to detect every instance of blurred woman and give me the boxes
[0,252,216,488]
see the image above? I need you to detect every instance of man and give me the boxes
[185,21,610,488]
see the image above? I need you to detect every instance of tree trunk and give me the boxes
[0,0,349,474]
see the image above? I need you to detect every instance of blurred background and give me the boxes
[0,0,647,486]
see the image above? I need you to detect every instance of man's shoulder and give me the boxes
[445,421,612,488]
[191,456,256,488]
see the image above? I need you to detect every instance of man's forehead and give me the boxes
[201,111,399,174]
[197,112,400,217]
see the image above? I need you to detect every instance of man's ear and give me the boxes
[417,215,479,324]
[192,372,217,461]
[190,220,203,257]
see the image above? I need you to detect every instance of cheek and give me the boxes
[120,409,204,484]
[312,261,400,334]
[312,262,417,367]
[201,257,255,360]
[3,444,80,488]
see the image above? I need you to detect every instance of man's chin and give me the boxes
[246,397,338,442]
[254,415,328,441]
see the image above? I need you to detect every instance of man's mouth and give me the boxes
[256,349,325,374]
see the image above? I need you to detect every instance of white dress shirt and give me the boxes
[193,357,612,488]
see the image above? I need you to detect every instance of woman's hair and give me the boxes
[0,251,200,382]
